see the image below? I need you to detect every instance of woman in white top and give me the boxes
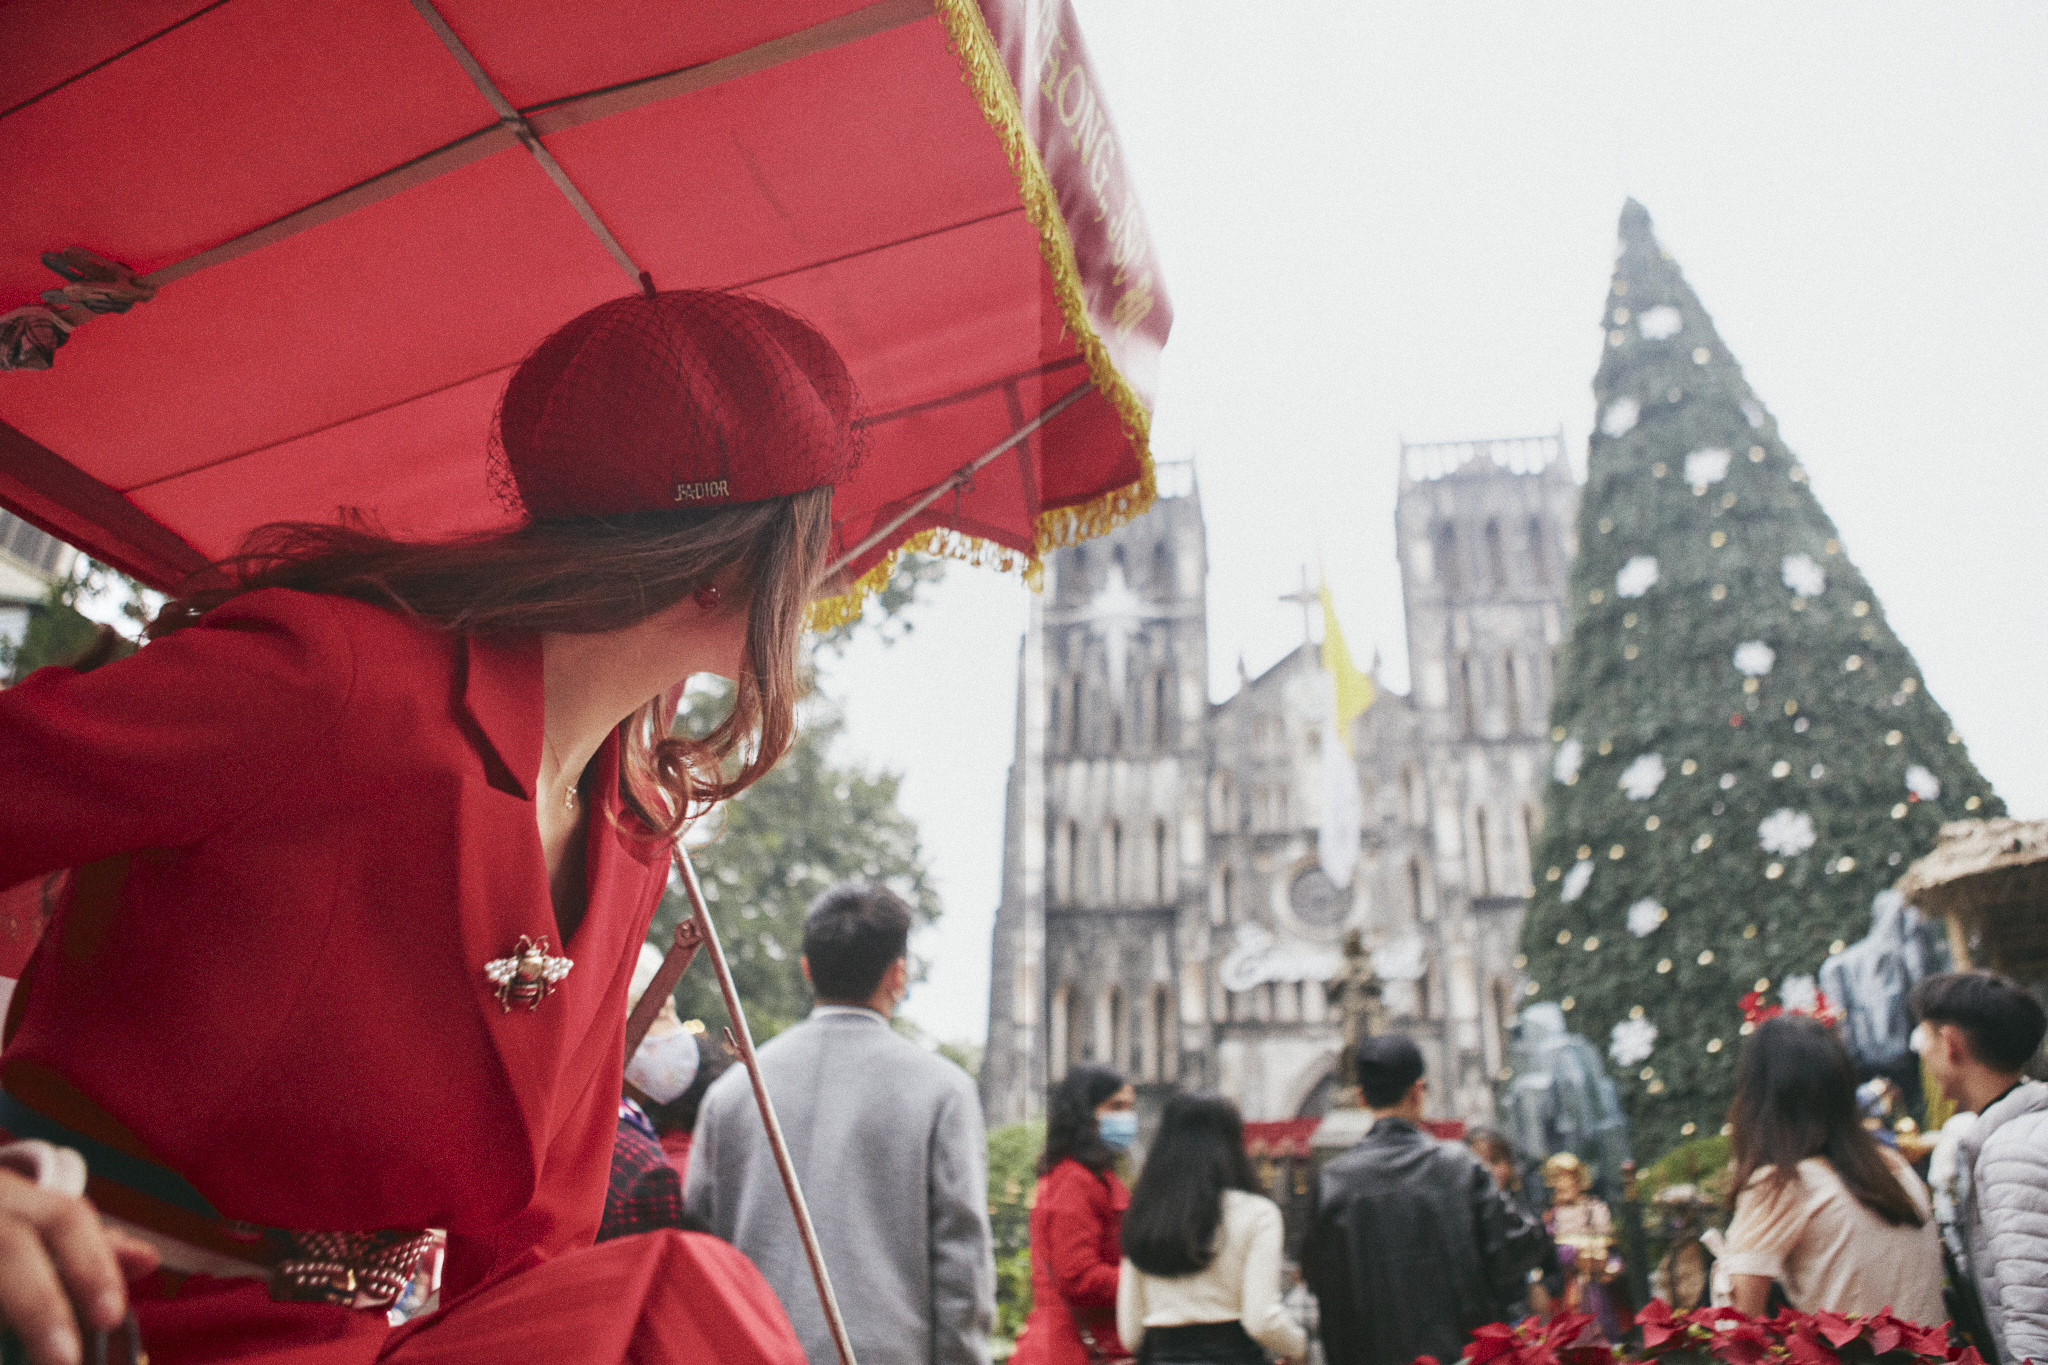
[1116,1093,1307,1365]
[1718,1015,1945,1325]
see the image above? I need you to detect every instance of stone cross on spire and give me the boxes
[1278,564,1319,649]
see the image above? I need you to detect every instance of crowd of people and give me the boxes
[983,974,2044,1365]
[0,284,2041,1365]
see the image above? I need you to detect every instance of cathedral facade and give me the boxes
[981,438,1580,1126]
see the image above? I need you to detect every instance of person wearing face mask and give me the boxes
[1013,1066,1137,1365]
[686,883,995,1365]
[597,944,703,1241]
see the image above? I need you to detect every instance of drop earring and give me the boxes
[693,583,722,610]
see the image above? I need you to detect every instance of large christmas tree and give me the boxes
[1522,201,2003,1157]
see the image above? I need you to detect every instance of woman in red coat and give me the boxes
[1013,1065,1136,1365]
[0,290,858,1365]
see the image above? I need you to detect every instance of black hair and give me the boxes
[1911,970,2048,1074]
[1040,1064,1127,1176]
[1728,1015,1922,1227]
[1122,1091,1260,1277]
[802,881,912,1002]
[643,1040,737,1137]
[1466,1126,1520,1190]
[1356,1034,1425,1109]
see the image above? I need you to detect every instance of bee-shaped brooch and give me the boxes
[484,935,574,1012]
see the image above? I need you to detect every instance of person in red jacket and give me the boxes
[0,289,859,1365]
[1013,1065,1135,1365]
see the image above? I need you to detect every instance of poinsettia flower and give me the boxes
[1810,1310,1862,1350]
[1635,1299,1683,1351]
[1783,1328,1838,1365]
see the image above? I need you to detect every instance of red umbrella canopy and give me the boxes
[0,0,1170,618]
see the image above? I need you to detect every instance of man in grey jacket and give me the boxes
[686,882,995,1365]
[1913,971,2048,1365]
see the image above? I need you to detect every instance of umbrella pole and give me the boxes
[670,844,861,1365]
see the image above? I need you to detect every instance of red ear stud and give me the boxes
[693,583,722,610]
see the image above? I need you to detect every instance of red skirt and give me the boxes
[133,1230,804,1364]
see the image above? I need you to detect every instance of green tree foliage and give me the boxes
[2,559,155,682]
[1521,201,2001,1158]
[649,555,948,1042]
[986,1119,1045,1345]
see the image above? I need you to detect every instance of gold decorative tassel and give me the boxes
[929,0,1159,555]
[813,0,1163,627]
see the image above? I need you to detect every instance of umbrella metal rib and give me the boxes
[405,0,644,287]
[823,378,1095,580]
[672,844,861,1365]
[132,0,930,293]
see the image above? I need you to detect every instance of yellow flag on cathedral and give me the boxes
[1319,585,1375,755]
[1317,583,1372,889]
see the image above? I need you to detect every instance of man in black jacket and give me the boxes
[1306,1036,1544,1365]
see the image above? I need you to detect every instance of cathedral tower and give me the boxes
[982,463,1207,1123]
[1383,434,1578,1114]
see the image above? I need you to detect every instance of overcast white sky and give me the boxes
[845,2,2048,1048]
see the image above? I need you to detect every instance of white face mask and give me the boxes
[626,1022,701,1104]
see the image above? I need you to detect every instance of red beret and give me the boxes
[492,289,861,517]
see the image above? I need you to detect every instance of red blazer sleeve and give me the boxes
[0,589,358,891]
[1041,1168,1121,1308]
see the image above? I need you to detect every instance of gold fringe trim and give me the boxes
[806,527,1046,632]
[930,0,1158,556]
[811,1,1162,630]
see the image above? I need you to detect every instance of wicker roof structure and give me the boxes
[1896,818,2048,916]
[1896,818,2048,982]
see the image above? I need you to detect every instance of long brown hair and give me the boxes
[1727,1015,1922,1227]
[150,489,833,838]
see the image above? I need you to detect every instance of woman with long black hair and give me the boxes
[1719,1015,1943,1323]
[0,288,853,1365]
[1012,1065,1134,1365]
[1116,1092,1304,1365]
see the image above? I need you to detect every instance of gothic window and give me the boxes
[1064,820,1080,904]
[1526,516,1549,584]
[1153,673,1169,750]
[1048,688,1061,753]
[1434,521,1462,596]
[1220,866,1234,923]
[1052,983,1076,1077]
[1408,857,1427,921]
[1493,977,1515,1038]
[1458,655,1478,736]
[1210,772,1234,833]
[1109,822,1124,904]
[1474,808,1494,896]
[1110,704,1123,752]
[1521,806,1539,886]
[1105,986,1126,1072]
[1401,767,1419,825]
[1149,986,1173,1082]
[1154,820,1169,903]
[1152,540,1172,597]
[1070,675,1084,751]
[1485,519,1508,593]
[1503,653,1524,734]
[1417,969,1433,1020]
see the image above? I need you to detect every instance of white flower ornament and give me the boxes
[1615,556,1659,599]
[1619,753,1666,801]
[1757,808,1817,858]
[1610,1016,1658,1067]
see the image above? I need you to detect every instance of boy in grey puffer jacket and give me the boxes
[1913,971,2048,1365]
[1958,1082,2048,1365]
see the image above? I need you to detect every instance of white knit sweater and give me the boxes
[1116,1190,1306,1360]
